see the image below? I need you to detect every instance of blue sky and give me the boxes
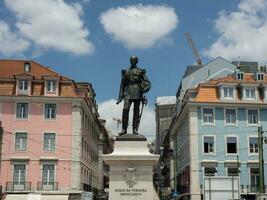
[1,0,266,136]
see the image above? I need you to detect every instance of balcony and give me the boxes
[17,89,30,96]
[37,182,58,190]
[6,182,31,192]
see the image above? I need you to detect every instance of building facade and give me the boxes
[170,69,267,200]
[167,56,237,196]
[154,97,176,199]
[155,96,176,153]
[0,60,111,200]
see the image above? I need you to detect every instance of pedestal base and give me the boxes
[103,134,159,200]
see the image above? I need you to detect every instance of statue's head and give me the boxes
[130,56,138,66]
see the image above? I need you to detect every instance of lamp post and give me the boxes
[258,126,267,194]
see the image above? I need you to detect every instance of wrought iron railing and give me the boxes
[37,182,58,190]
[241,185,261,193]
[17,89,29,95]
[6,182,31,191]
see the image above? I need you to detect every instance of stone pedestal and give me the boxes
[103,134,159,200]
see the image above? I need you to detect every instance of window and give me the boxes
[250,168,260,192]
[248,109,258,125]
[24,63,31,72]
[43,133,56,151]
[13,164,26,184]
[225,109,236,125]
[257,73,264,81]
[44,104,56,119]
[16,103,29,119]
[226,137,237,154]
[236,72,244,80]
[204,136,215,154]
[245,88,256,100]
[202,108,214,125]
[18,80,28,91]
[249,137,259,155]
[204,167,217,176]
[42,164,55,185]
[227,167,239,176]
[223,87,234,99]
[46,81,56,92]
[15,132,27,151]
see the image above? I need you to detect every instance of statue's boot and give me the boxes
[119,108,129,136]
[119,129,127,136]
[133,128,138,135]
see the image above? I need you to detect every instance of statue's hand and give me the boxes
[116,95,124,104]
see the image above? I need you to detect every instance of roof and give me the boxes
[208,73,266,85]
[191,72,267,103]
[177,56,237,100]
[183,65,202,78]
[0,59,97,99]
[0,60,71,80]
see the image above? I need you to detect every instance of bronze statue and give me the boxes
[116,56,151,135]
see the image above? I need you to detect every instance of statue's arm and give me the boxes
[116,70,126,104]
[141,69,151,93]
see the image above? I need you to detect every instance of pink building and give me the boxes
[0,60,111,200]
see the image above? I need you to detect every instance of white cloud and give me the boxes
[98,99,155,140]
[205,0,267,63]
[5,0,94,55]
[100,4,178,49]
[0,21,30,56]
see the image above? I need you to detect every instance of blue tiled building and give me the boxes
[170,70,267,200]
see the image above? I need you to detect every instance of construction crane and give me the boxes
[185,32,203,66]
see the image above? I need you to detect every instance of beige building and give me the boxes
[155,96,176,153]
[154,96,176,199]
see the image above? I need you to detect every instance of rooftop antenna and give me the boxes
[185,32,203,66]
[237,56,241,69]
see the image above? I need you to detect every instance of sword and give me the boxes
[136,95,148,131]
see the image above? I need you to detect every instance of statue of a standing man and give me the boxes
[116,56,151,135]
